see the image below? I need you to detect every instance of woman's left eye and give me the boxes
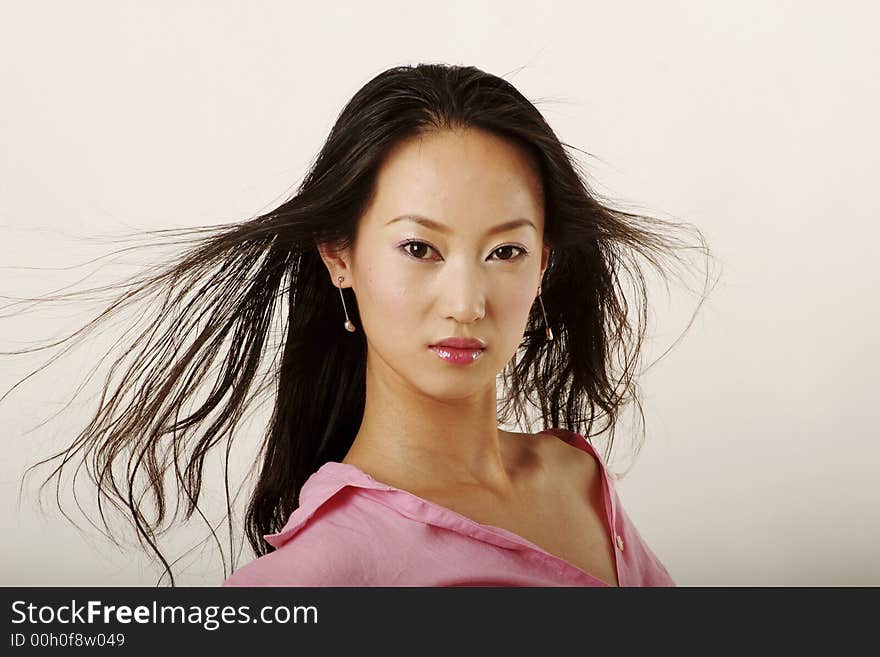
[492,245,528,261]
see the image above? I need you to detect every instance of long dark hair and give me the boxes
[3,63,715,585]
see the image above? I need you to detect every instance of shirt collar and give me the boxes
[263,461,393,548]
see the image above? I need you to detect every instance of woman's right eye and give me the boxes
[401,240,436,260]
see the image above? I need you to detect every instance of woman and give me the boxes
[13,63,711,586]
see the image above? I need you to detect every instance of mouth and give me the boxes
[428,345,486,365]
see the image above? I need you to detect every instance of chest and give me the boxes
[427,463,620,587]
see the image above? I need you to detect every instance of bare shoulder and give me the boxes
[527,430,604,490]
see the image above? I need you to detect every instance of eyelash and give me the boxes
[399,240,529,263]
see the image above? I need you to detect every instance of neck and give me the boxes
[342,356,529,498]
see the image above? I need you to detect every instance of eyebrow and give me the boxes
[385,214,537,236]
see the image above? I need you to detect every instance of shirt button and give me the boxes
[616,534,625,551]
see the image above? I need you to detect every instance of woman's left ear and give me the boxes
[540,244,552,280]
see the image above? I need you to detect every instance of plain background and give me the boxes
[1,1,877,586]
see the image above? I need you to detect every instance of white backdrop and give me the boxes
[1,0,877,586]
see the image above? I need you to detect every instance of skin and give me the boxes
[317,126,552,503]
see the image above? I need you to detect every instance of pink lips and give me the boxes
[428,337,487,365]
[429,345,485,365]
[430,337,486,349]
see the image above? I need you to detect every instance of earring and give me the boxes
[537,285,553,342]
[337,275,357,332]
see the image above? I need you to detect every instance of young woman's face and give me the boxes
[345,127,549,399]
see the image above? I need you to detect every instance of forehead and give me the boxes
[364,128,544,231]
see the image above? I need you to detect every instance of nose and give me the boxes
[439,262,486,324]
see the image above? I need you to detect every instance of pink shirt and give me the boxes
[223,428,675,587]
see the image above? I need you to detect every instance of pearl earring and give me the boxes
[537,285,553,341]
[337,275,357,332]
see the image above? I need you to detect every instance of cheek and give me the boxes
[498,286,536,329]
[356,260,418,329]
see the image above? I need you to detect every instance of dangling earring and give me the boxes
[337,275,357,332]
[537,285,553,341]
